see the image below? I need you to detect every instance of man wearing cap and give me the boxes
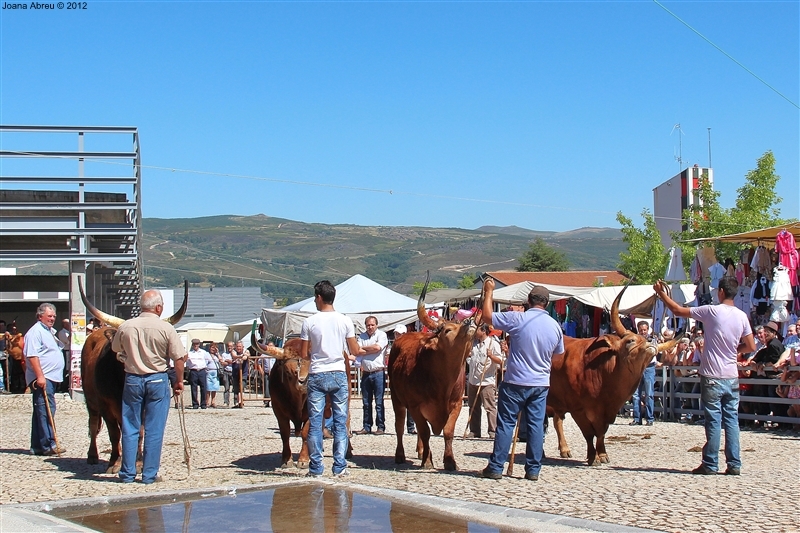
[655,277,755,475]
[112,290,185,483]
[479,280,564,481]
[186,339,211,409]
[748,321,787,423]
[354,316,389,435]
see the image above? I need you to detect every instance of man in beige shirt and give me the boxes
[112,289,185,484]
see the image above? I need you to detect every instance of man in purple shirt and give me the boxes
[654,277,755,475]
[479,279,564,481]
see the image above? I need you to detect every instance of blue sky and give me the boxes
[1,1,797,233]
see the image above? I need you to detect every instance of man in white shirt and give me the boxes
[354,316,389,435]
[186,339,211,409]
[299,280,361,477]
[466,324,503,439]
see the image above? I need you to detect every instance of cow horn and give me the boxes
[164,280,189,325]
[250,321,294,360]
[416,270,439,331]
[610,279,633,337]
[78,281,125,328]
[656,337,680,354]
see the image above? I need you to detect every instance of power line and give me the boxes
[654,0,799,109]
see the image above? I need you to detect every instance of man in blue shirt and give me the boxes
[479,280,564,481]
[23,303,66,456]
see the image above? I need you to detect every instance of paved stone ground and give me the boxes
[0,392,797,532]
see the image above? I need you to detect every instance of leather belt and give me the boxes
[361,369,385,375]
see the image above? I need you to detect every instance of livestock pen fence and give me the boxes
[648,365,800,426]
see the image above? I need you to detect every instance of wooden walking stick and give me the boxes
[41,384,62,456]
[506,412,523,476]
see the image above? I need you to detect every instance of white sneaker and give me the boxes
[334,468,350,478]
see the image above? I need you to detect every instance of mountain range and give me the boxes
[141,215,626,303]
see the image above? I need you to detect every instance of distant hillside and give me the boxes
[141,215,626,303]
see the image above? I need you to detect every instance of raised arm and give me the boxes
[481,278,495,327]
[653,280,691,318]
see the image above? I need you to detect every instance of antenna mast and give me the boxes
[707,127,712,167]
[673,123,683,171]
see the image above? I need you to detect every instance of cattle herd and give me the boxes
[79,277,678,473]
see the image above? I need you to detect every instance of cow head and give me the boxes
[250,326,310,390]
[78,280,189,328]
[416,271,480,354]
[607,283,679,371]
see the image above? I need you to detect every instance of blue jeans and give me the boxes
[487,382,548,477]
[307,371,349,475]
[700,376,741,471]
[30,379,57,453]
[120,372,172,483]
[632,364,656,423]
[360,371,385,431]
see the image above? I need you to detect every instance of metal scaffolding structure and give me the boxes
[0,125,143,318]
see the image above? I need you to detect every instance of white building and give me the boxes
[653,165,713,248]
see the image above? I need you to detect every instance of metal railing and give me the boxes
[648,365,800,426]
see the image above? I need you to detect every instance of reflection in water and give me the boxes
[271,485,353,533]
[60,484,506,533]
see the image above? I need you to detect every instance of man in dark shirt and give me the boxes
[747,321,786,422]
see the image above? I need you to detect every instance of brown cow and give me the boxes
[79,282,188,473]
[251,331,353,469]
[546,285,678,466]
[387,272,480,471]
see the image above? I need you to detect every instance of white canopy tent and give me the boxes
[175,322,230,347]
[262,274,421,337]
[490,281,696,317]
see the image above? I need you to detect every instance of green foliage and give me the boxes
[516,238,570,272]
[675,151,792,265]
[616,209,669,284]
[457,274,477,289]
[411,280,448,296]
[363,252,414,284]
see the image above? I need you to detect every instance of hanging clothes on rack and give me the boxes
[750,245,773,276]
[774,229,799,287]
[708,261,726,304]
[750,272,770,317]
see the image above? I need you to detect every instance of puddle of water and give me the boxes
[54,484,509,533]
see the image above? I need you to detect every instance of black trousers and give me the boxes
[188,369,207,408]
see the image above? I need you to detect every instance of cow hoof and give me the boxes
[599,454,610,463]
[443,461,457,472]
[560,451,572,459]
[297,461,309,470]
[281,460,295,468]
[421,462,435,470]
[394,455,406,464]
[105,464,121,474]
[87,457,99,465]
[589,459,601,467]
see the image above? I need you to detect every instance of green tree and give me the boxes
[616,209,668,284]
[457,274,477,289]
[411,280,448,296]
[516,238,570,272]
[675,151,792,264]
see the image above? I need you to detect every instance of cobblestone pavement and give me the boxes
[0,392,797,532]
